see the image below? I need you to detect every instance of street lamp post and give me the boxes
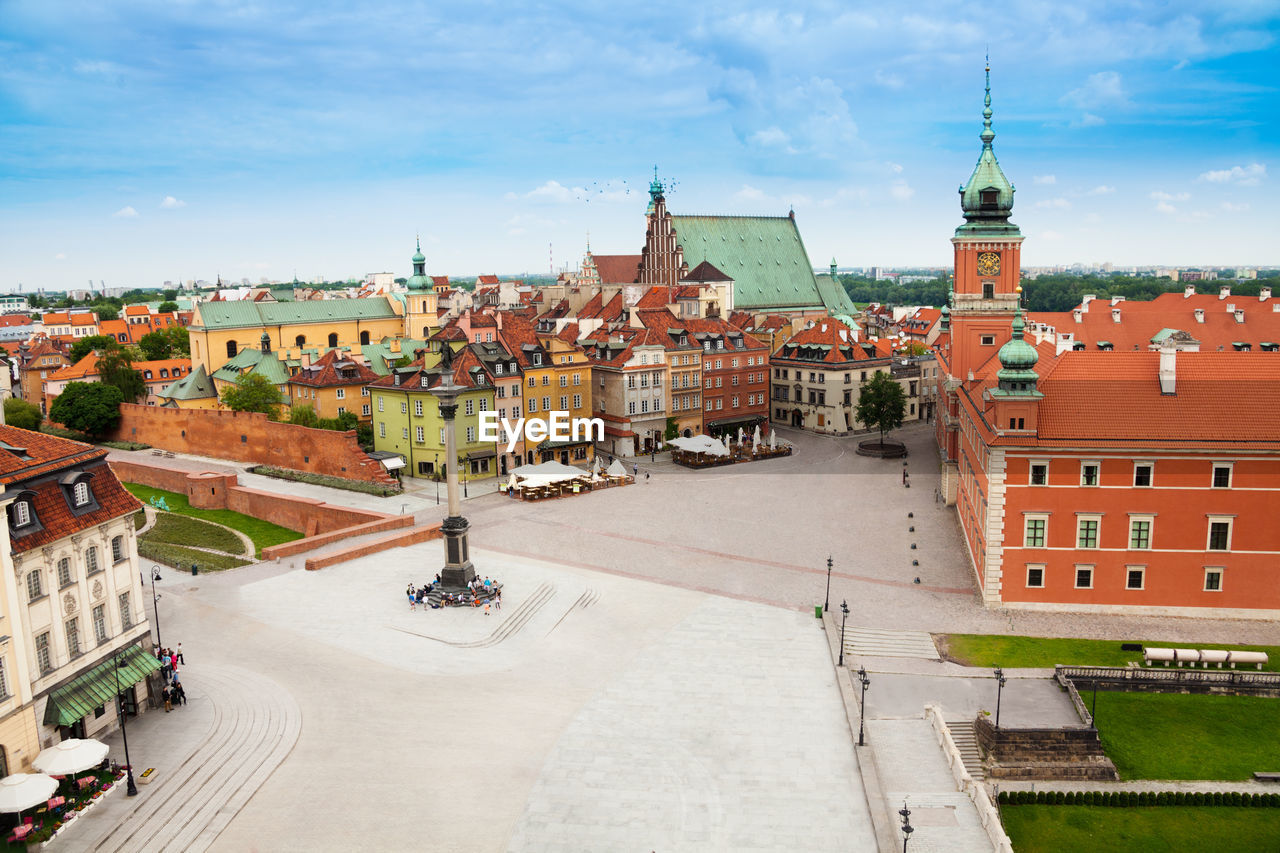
[994,666,1007,730]
[149,566,162,648]
[824,556,832,615]
[857,665,871,747]
[899,802,913,853]
[434,453,440,505]
[112,653,138,797]
[838,599,850,667]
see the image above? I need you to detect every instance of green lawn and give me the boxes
[941,633,1280,673]
[133,510,147,530]
[1002,806,1280,852]
[142,513,246,556]
[1093,692,1280,780]
[124,484,302,558]
[138,540,251,572]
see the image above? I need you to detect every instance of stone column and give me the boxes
[435,388,475,588]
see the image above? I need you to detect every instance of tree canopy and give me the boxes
[855,371,907,444]
[220,373,284,419]
[3,398,43,431]
[49,382,124,438]
[70,334,120,363]
[138,330,174,361]
[96,347,146,403]
[157,301,180,313]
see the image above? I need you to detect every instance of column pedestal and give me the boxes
[439,514,475,588]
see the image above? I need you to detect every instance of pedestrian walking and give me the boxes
[162,684,173,713]
[484,602,491,616]
[494,590,502,610]
[632,463,638,477]
[645,472,650,483]
[176,643,185,665]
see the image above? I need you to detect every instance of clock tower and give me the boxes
[949,63,1023,381]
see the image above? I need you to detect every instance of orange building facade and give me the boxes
[935,68,1280,617]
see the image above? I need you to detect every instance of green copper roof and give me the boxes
[194,297,399,330]
[957,64,1018,237]
[407,237,430,291]
[361,339,430,375]
[211,347,291,386]
[43,645,161,727]
[671,215,855,313]
[160,363,216,400]
[996,299,1039,393]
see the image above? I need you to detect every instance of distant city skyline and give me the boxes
[1,1,1276,290]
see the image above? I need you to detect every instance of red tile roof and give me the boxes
[592,254,642,285]
[773,317,889,364]
[0,315,31,327]
[289,349,380,387]
[477,274,500,285]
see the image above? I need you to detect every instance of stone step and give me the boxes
[944,719,986,782]
[844,628,939,660]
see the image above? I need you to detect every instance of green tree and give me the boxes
[318,411,359,432]
[49,382,124,438]
[855,371,907,444]
[157,301,180,313]
[220,373,284,419]
[70,334,120,363]
[3,398,43,431]
[162,289,178,301]
[93,304,119,321]
[137,330,174,361]
[164,325,190,356]
[288,404,320,428]
[96,347,146,403]
[664,416,679,441]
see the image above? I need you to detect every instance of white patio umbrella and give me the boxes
[769,431,777,450]
[32,739,108,777]
[753,425,762,451]
[507,473,517,491]
[737,426,745,446]
[591,456,601,476]
[0,773,57,815]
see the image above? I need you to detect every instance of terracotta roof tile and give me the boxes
[592,254,641,285]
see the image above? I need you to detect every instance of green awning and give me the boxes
[43,645,161,727]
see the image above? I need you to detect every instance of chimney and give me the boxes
[1219,286,1231,300]
[1111,308,1121,324]
[496,311,504,330]
[1235,309,1245,324]
[1184,285,1196,298]
[1225,303,1235,313]
[1110,295,1125,306]
[1261,287,1272,300]
[1072,309,1083,323]
[1081,294,1096,309]
[1194,308,1205,323]
[1159,345,1176,395]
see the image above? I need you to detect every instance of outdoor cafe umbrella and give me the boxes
[32,739,108,777]
[769,431,777,450]
[753,425,762,452]
[737,427,745,446]
[507,474,517,491]
[0,773,57,817]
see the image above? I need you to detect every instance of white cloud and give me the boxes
[525,180,574,202]
[1063,71,1129,108]
[1172,58,1190,71]
[1150,190,1189,214]
[750,126,792,149]
[1220,201,1251,212]
[54,253,67,260]
[1086,185,1116,195]
[886,162,904,174]
[889,180,914,201]
[1198,163,1266,185]
[160,195,186,209]
[1077,113,1106,128]
[112,206,138,218]
[1033,175,1056,185]
[1035,197,1071,209]
[873,69,904,90]
[735,185,766,201]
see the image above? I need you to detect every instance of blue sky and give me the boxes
[1,1,1277,290]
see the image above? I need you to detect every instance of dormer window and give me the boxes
[980,189,998,207]
[495,363,503,374]
[680,335,687,346]
[533,353,542,365]
[13,500,31,527]
[73,481,90,507]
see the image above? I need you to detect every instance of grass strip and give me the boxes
[143,513,246,556]
[941,633,1280,673]
[1002,805,1280,852]
[137,540,250,572]
[123,483,302,558]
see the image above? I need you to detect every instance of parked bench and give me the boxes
[1254,772,1280,781]
[1173,648,1200,667]
[1144,647,1175,666]
[1199,650,1230,668]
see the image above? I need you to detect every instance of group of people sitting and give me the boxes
[405,575,503,611]
[154,644,186,711]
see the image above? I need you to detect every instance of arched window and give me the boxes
[159,369,168,378]
[57,558,73,588]
[295,335,306,347]
[111,535,125,563]
[85,547,99,575]
[226,340,238,358]
[25,570,42,602]
[360,330,370,345]
[423,326,431,337]
[328,333,338,348]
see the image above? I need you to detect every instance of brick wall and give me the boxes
[111,404,397,485]
[974,714,1118,781]
[304,523,443,571]
[108,459,392,535]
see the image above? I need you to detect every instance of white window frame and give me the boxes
[1133,462,1154,488]
[1128,515,1154,550]
[415,426,425,443]
[465,398,475,416]
[1080,461,1100,487]
[1211,462,1233,489]
[13,501,30,527]
[1206,516,1233,552]
[1074,565,1094,590]
[1028,460,1049,486]
[1076,515,1101,549]
[1025,564,1045,589]
[335,388,346,399]
[1023,514,1048,548]
[1204,567,1224,592]
[72,481,90,506]
[414,399,424,417]
[1125,565,1146,591]
[378,422,386,438]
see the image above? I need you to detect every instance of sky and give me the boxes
[1,1,1278,290]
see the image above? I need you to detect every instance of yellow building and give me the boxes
[157,364,221,409]
[287,349,381,422]
[497,315,594,465]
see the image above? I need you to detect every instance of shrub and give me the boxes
[1158,791,1169,805]
[1213,792,1224,806]
[1232,792,1243,806]
[1175,792,1186,806]
[998,790,1008,804]
[1055,791,1066,805]
[1193,792,1204,806]
[1126,792,1137,807]
[248,465,401,496]
[1036,791,1046,805]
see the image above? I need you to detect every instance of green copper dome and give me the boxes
[958,64,1017,232]
[996,294,1039,390]
[406,237,430,291]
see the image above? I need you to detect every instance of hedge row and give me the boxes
[137,539,251,572]
[999,790,1280,807]
[248,465,401,496]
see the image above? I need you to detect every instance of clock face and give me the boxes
[977,252,1001,277]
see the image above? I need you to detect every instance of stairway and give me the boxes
[945,718,986,781]
[844,628,940,660]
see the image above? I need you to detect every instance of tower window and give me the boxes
[981,189,998,207]
[980,335,995,346]
[982,282,995,299]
